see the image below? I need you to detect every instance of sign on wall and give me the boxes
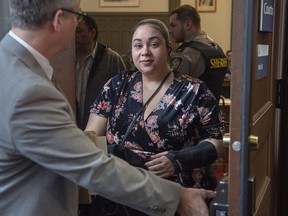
[259,0,274,32]
[257,44,269,80]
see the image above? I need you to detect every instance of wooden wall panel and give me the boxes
[89,13,171,56]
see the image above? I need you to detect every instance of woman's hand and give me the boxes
[144,151,175,178]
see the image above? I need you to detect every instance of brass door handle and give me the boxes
[223,133,259,150]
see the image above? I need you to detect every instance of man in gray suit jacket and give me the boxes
[0,1,215,215]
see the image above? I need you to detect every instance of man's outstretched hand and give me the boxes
[177,188,216,216]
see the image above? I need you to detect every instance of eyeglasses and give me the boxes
[60,8,86,24]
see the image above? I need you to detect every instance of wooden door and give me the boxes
[227,0,282,215]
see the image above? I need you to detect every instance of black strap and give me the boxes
[121,71,172,145]
[87,42,108,86]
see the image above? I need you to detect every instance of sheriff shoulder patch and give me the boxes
[171,57,183,70]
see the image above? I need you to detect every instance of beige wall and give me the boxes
[181,0,232,52]
[80,0,169,12]
[80,0,232,52]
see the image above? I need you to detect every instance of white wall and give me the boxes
[80,0,232,52]
[198,0,232,53]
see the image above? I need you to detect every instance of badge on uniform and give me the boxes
[171,56,183,70]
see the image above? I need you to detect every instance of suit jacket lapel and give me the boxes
[1,34,75,119]
[2,34,50,82]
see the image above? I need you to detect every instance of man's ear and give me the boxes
[51,10,63,32]
[185,19,193,31]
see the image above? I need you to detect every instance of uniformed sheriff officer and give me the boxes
[169,4,228,102]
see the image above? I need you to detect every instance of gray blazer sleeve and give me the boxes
[11,83,181,215]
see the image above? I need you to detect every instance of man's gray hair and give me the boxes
[8,0,78,30]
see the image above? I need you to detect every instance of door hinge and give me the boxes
[276,79,284,109]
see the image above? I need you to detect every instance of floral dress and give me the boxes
[90,70,225,189]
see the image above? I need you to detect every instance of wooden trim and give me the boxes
[88,12,168,16]
[229,0,244,214]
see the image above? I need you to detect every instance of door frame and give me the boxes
[275,1,288,215]
[228,0,251,214]
[228,0,287,215]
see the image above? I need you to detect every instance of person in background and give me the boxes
[85,18,225,215]
[75,14,126,130]
[169,4,228,102]
[0,1,216,216]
